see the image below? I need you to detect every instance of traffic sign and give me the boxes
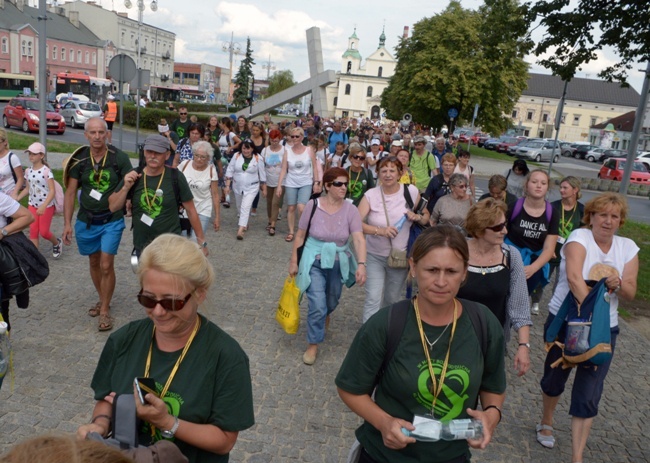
[448,108,459,119]
[109,54,137,83]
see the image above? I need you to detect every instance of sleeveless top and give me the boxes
[284,146,313,188]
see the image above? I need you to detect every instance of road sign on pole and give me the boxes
[108,54,137,150]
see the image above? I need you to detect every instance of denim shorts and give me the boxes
[75,218,126,256]
[284,184,312,206]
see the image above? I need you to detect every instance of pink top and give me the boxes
[299,198,362,247]
[364,184,419,257]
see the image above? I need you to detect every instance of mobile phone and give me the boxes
[134,377,157,405]
[414,197,428,215]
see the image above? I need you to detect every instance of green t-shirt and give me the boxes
[91,314,255,463]
[347,167,375,206]
[550,200,584,265]
[336,300,506,463]
[409,151,438,192]
[122,167,193,251]
[170,118,192,139]
[68,147,133,223]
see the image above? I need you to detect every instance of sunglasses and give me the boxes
[485,221,507,232]
[290,135,302,139]
[352,155,366,160]
[137,290,193,311]
[330,181,349,188]
[179,112,188,115]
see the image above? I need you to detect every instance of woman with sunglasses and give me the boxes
[276,127,321,242]
[358,156,429,322]
[430,173,472,232]
[76,234,254,461]
[346,143,375,207]
[458,198,532,376]
[289,167,366,365]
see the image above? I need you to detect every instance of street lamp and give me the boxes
[125,0,157,150]
[222,33,242,105]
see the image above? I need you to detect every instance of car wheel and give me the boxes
[535,154,542,162]
[22,119,30,133]
[553,155,559,163]
[70,117,77,129]
[57,130,65,135]
[587,155,594,162]
[2,115,8,129]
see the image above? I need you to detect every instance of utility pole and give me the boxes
[37,0,48,149]
[262,55,275,80]
[222,33,242,104]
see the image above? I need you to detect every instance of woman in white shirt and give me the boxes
[262,129,285,236]
[0,129,24,198]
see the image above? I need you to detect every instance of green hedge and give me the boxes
[146,102,234,113]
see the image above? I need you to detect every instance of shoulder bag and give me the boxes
[380,187,408,269]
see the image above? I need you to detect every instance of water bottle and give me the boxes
[440,419,484,441]
[394,214,407,232]
[0,321,10,384]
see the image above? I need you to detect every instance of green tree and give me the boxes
[525,0,650,84]
[381,0,531,134]
[232,37,256,107]
[267,70,296,97]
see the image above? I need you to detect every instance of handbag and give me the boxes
[275,276,300,334]
[380,187,408,269]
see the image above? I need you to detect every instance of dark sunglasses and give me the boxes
[179,112,188,115]
[485,221,507,232]
[330,181,349,188]
[137,290,192,311]
[290,135,302,139]
[352,155,366,160]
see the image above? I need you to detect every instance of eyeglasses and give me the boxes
[179,112,187,115]
[485,221,507,232]
[137,290,193,311]
[290,135,302,139]
[194,154,209,160]
[330,181,349,188]
[352,155,366,160]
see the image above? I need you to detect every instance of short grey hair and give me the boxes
[192,140,214,162]
[84,117,108,132]
[449,173,467,187]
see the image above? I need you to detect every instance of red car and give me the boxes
[2,97,65,134]
[496,137,524,154]
[598,158,650,184]
[458,130,475,143]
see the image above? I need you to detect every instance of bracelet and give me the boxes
[518,342,530,349]
[358,262,367,266]
[374,227,379,236]
[91,414,112,430]
[483,405,502,424]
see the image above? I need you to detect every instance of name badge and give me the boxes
[345,198,354,204]
[558,236,566,244]
[141,214,154,226]
[89,189,103,201]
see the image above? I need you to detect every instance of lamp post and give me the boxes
[262,55,275,80]
[222,33,242,105]
[125,0,157,150]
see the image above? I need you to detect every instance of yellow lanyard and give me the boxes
[143,168,165,212]
[93,151,108,183]
[560,202,577,238]
[413,297,458,416]
[348,169,362,196]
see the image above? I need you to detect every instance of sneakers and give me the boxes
[531,303,539,315]
[52,238,62,259]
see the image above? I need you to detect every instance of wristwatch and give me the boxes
[518,342,530,349]
[1,228,8,237]
[161,416,179,439]
[201,241,208,248]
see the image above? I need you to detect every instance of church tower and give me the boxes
[341,28,362,74]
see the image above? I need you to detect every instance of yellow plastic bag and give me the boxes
[276,276,300,334]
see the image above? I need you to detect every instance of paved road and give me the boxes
[0,184,648,462]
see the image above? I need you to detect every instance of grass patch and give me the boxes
[618,220,650,302]
[5,131,138,158]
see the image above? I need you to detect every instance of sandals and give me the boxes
[88,302,101,317]
[536,424,555,449]
[285,233,294,242]
[268,226,276,236]
[98,314,114,332]
[223,201,230,209]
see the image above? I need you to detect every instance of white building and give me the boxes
[325,28,396,119]
[61,0,175,88]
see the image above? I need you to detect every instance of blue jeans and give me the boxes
[363,252,408,323]
[305,259,343,344]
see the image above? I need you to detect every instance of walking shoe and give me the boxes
[52,238,63,259]
[531,303,539,315]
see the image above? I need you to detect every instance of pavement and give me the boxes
[1,154,649,463]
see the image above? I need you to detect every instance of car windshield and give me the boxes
[618,161,648,172]
[79,103,101,111]
[23,101,55,111]
[525,141,544,148]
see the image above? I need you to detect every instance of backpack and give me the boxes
[41,166,65,215]
[544,278,612,369]
[64,145,126,189]
[509,197,552,224]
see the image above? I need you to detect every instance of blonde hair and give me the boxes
[137,234,215,292]
[560,176,582,200]
[290,127,304,137]
[583,192,628,227]
[465,198,508,238]
[348,142,364,156]
[0,128,7,142]
[1,434,134,463]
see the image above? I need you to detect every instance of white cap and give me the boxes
[371,139,381,146]
[107,94,115,100]
[391,140,403,147]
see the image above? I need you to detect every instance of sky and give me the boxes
[61,0,646,94]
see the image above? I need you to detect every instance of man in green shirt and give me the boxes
[409,135,439,193]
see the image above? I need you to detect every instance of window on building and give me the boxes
[511,110,518,119]
[121,31,125,46]
[52,46,57,60]
[367,86,373,97]
[77,50,82,63]
[526,110,534,121]
[542,113,549,123]
[85,51,89,64]
[523,129,530,136]
[21,40,26,56]
[572,115,580,126]
[61,47,65,61]
[561,113,567,124]
[378,66,383,77]
[590,116,597,126]
[27,41,32,57]
[92,52,97,65]
[345,84,351,95]
[612,140,620,149]
[45,44,48,59]
[70,49,74,62]
[1,38,7,54]
[131,34,135,47]
[333,97,338,106]
[346,61,352,73]
[143,60,147,69]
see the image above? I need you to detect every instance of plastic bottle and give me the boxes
[0,321,10,383]
[394,214,407,232]
[402,418,483,441]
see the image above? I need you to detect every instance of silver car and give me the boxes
[59,100,103,128]
[514,140,561,163]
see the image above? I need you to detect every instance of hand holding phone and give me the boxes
[134,377,157,405]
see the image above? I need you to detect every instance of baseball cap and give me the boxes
[25,142,46,155]
[413,135,426,144]
[326,127,333,133]
[107,94,115,100]
[391,140,403,147]
[143,134,170,153]
[371,139,381,146]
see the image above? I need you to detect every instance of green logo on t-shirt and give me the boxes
[139,188,164,218]
[88,169,111,193]
[177,127,186,138]
[414,360,470,421]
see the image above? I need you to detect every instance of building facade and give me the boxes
[588,111,650,152]
[325,28,396,119]
[173,62,230,104]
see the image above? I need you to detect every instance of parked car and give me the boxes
[598,158,650,184]
[471,132,489,146]
[496,137,523,153]
[598,149,626,162]
[635,152,650,171]
[483,137,504,150]
[2,97,65,134]
[59,100,103,128]
[507,138,542,156]
[458,130,475,143]
[514,140,561,162]
[573,144,599,160]
[584,147,607,162]
[561,142,590,157]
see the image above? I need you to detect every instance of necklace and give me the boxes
[423,319,452,350]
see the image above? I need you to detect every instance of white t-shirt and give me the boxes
[315,148,329,166]
[0,191,20,228]
[328,152,343,168]
[0,151,22,194]
[284,146,313,188]
[549,228,639,327]
[179,160,218,216]
[24,166,54,208]
[262,145,284,188]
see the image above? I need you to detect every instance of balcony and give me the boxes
[162,51,171,60]
[160,74,169,82]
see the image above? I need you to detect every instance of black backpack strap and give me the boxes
[459,299,488,360]
[403,184,414,209]
[170,166,182,208]
[374,299,411,388]
[8,152,18,184]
